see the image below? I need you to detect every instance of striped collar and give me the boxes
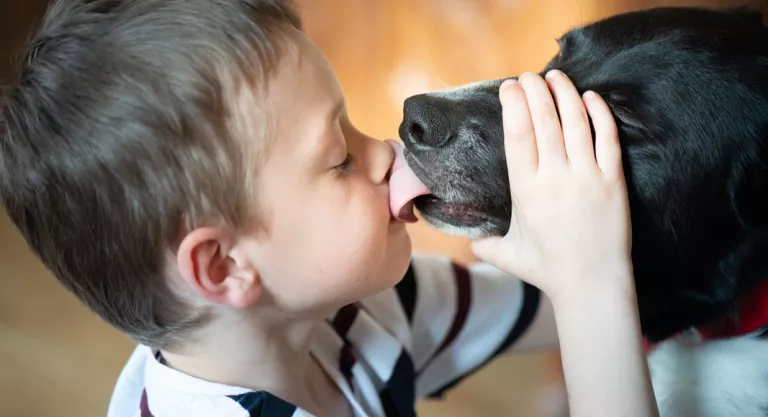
[139,305,417,417]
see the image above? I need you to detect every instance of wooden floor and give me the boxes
[1,1,764,416]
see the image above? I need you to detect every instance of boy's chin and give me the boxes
[385,242,414,286]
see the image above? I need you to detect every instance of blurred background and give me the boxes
[1,0,766,416]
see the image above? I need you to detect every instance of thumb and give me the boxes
[471,237,519,274]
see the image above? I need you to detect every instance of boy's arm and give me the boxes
[554,269,657,417]
[402,253,556,399]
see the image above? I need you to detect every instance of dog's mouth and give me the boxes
[392,143,507,236]
[413,195,494,226]
[392,148,501,237]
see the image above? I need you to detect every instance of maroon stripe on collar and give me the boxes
[417,262,471,373]
[140,389,155,417]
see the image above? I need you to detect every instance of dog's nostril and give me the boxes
[401,95,453,148]
[408,122,425,144]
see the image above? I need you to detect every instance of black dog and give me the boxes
[399,7,768,416]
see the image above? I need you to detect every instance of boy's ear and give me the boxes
[176,227,261,309]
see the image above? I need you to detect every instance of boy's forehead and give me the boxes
[226,28,342,160]
[266,29,343,112]
[242,28,345,164]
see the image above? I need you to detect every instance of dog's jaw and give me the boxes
[418,215,498,239]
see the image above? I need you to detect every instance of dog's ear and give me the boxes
[726,5,768,233]
[598,89,649,138]
[730,154,768,234]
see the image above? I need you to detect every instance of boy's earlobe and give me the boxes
[177,227,262,309]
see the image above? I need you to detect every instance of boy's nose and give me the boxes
[373,138,396,185]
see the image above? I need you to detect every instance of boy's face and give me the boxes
[247,29,413,313]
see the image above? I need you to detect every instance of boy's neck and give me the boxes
[161,309,350,416]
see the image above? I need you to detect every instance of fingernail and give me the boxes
[546,69,563,79]
[583,91,598,100]
[499,80,518,101]
[501,79,518,90]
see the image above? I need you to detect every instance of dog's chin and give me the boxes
[413,195,507,238]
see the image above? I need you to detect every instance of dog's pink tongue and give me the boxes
[386,139,430,223]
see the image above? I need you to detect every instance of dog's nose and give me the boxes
[400,95,453,149]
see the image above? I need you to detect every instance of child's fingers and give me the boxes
[584,91,622,178]
[518,73,567,166]
[500,79,538,181]
[545,70,596,169]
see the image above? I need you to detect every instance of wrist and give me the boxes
[550,267,656,417]
[549,263,636,311]
[553,280,641,337]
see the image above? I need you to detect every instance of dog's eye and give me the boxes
[333,153,355,177]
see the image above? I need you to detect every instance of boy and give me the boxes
[1,1,654,416]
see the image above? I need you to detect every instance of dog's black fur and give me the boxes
[399,7,768,343]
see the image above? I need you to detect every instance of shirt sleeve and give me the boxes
[397,252,542,399]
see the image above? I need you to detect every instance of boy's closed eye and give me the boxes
[333,153,355,177]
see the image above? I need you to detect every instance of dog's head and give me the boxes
[399,7,768,340]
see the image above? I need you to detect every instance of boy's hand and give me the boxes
[472,71,632,305]
[473,72,658,417]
